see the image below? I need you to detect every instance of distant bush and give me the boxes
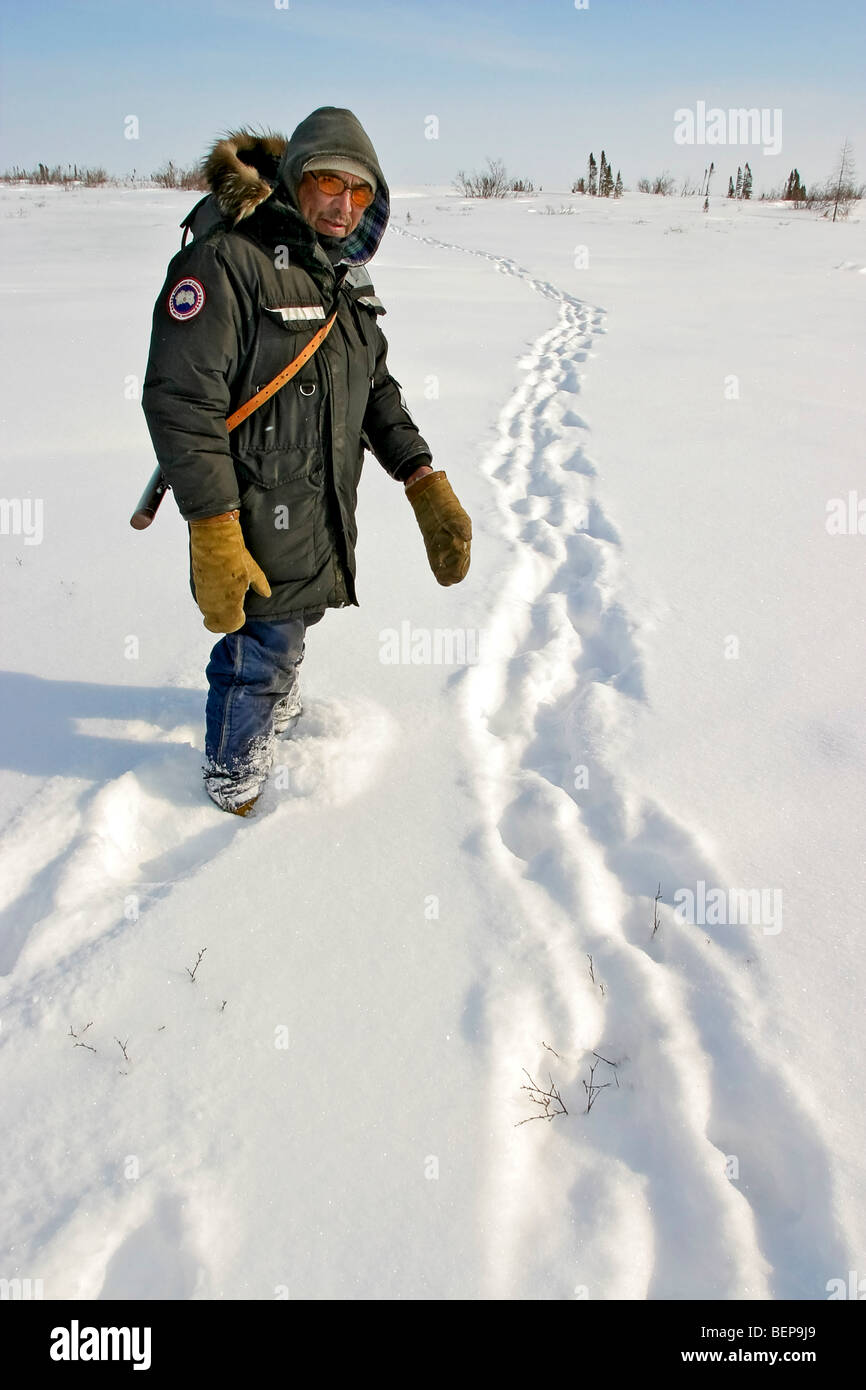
[151,161,208,191]
[811,140,862,221]
[1,162,108,185]
[637,172,675,196]
[453,157,533,198]
[762,145,862,218]
[1,158,211,191]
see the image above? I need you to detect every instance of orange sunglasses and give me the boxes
[307,171,375,208]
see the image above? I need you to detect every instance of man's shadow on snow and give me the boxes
[0,671,205,780]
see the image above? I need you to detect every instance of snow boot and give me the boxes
[203,730,274,815]
[273,688,303,736]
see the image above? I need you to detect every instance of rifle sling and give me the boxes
[225,309,338,433]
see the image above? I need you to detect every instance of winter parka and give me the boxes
[141,107,433,617]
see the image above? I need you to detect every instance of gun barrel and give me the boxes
[130,469,169,530]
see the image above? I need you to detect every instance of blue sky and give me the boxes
[1,0,863,192]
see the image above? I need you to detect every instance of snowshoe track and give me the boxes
[394,223,846,1299]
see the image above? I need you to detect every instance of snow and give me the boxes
[0,181,863,1300]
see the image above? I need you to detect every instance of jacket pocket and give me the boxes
[231,307,327,486]
[240,470,327,584]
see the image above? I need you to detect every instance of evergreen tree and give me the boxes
[727,175,735,198]
[735,166,743,198]
[599,150,615,196]
[742,163,753,199]
[782,167,806,201]
[614,169,623,198]
[588,152,597,196]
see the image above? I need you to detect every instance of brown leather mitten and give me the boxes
[188,511,271,633]
[405,470,472,585]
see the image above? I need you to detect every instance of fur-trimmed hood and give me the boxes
[201,107,389,266]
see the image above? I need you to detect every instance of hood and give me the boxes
[201,108,389,266]
[275,107,389,266]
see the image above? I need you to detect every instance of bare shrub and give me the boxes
[1,162,108,185]
[637,172,675,196]
[152,160,208,191]
[453,156,512,198]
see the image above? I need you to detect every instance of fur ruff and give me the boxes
[202,130,288,224]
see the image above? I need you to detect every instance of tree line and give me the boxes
[572,151,623,198]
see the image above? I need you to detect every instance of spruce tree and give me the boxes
[588,152,597,196]
[727,175,735,198]
[735,166,743,198]
[742,163,753,199]
[604,157,615,196]
[614,169,623,198]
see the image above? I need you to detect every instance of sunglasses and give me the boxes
[307,171,375,208]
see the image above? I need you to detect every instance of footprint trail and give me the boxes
[393,222,848,1300]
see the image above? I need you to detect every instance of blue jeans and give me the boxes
[205,611,325,774]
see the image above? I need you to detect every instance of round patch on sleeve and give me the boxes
[167,277,206,321]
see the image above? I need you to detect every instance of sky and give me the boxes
[0,0,864,194]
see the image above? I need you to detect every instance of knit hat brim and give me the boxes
[301,155,377,195]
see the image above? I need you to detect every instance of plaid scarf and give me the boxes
[333,183,390,266]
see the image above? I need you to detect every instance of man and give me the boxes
[142,107,471,815]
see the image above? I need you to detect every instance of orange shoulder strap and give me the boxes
[225,309,338,434]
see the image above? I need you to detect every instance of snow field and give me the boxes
[0,184,863,1299]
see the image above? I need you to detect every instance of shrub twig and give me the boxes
[68,1021,96,1052]
[186,947,207,982]
[651,883,663,938]
[516,1069,568,1125]
[583,1053,619,1112]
